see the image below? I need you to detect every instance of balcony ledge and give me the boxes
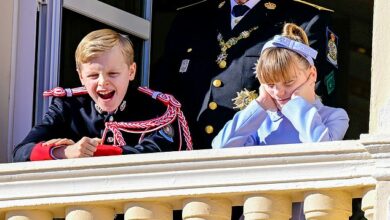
[1,137,387,215]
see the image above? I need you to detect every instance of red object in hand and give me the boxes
[94,145,123,156]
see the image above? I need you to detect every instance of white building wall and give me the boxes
[0,0,37,162]
[0,0,14,163]
[370,0,390,135]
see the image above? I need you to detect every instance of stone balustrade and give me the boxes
[1,134,390,220]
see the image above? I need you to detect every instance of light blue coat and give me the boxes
[212,97,349,148]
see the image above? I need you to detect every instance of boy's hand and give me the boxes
[42,138,75,147]
[256,85,278,111]
[292,73,316,103]
[53,137,101,159]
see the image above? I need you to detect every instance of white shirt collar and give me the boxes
[230,0,261,29]
[230,0,261,11]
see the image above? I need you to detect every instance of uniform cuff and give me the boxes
[30,142,55,161]
[49,146,63,160]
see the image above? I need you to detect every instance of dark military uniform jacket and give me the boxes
[13,86,175,162]
[151,0,338,149]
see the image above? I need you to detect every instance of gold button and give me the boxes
[208,102,218,110]
[205,125,214,134]
[218,60,227,68]
[187,48,192,53]
[213,79,222,87]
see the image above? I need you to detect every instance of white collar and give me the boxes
[230,0,261,11]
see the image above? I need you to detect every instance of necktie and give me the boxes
[232,4,250,17]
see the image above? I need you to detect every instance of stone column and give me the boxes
[373,181,390,220]
[304,190,352,220]
[243,194,291,220]
[369,0,390,133]
[6,210,53,220]
[182,198,231,220]
[361,188,375,220]
[124,202,172,220]
[66,205,115,220]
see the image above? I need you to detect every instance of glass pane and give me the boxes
[60,8,143,88]
[98,0,143,17]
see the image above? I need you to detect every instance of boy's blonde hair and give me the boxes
[256,23,311,84]
[75,29,134,70]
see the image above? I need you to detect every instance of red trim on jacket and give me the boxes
[30,142,54,161]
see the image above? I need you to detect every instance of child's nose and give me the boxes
[98,75,109,86]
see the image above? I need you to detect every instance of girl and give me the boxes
[212,23,349,148]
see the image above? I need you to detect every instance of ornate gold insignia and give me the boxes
[218,1,226,8]
[326,28,338,67]
[264,2,277,10]
[216,26,258,69]
[232,89,259,110]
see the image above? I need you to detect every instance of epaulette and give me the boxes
[176,0,207,11]
[293,0,334,12]
[43,86,88,97]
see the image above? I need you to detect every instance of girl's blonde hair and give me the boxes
[75,29,134,70]
[256,23,311,84]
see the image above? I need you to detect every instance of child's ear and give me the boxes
[310,66,317,81]
[77,68,85,86]
[129,63,136,81]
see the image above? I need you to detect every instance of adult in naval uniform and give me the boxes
[151,0,339,149]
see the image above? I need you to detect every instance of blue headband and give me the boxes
[261,35,318,66]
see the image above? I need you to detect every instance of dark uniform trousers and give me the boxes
[151,0,338,150]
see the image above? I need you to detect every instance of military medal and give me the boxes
[216,26,258,69]
[326,27,338,68]
[232,88,259,110]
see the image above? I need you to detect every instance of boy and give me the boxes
[13,29,176,162]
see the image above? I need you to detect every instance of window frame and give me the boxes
[7,0,152,162]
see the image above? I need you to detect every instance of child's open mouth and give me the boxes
[98,90,115,99]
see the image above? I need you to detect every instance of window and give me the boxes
[34,0,152,124]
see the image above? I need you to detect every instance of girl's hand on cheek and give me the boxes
[256,85,278,112]
[292,73,316,103]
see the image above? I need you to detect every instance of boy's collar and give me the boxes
[94,100,127,115]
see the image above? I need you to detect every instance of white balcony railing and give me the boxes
[1,134,390,219]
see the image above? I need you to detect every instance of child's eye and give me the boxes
[285,80,295,86]
[266,84,275,88]
[109,72,120,77]
[87,74,99,79]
